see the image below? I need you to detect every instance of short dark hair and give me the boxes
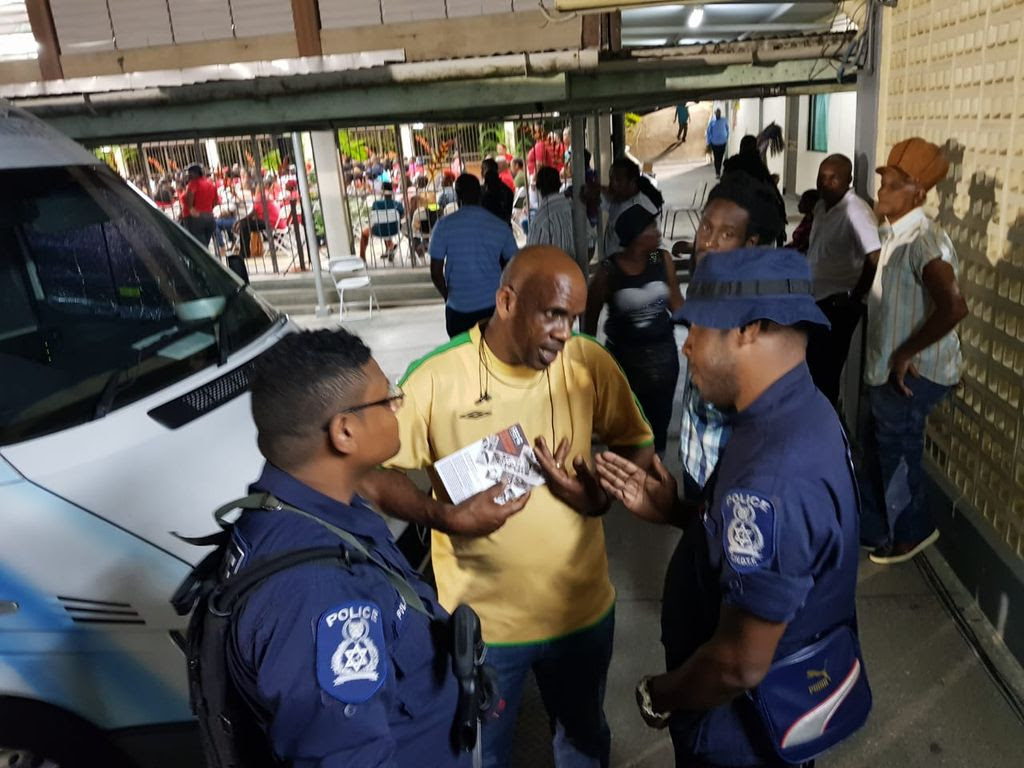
[611,156,640,183]
[537,166,561,197]
[705,172,785,246]
[480,158,498,178]
[611,156,664,211]
[455,173,481,205]
[799,188,821,208]
[512,158,524,170]
[250,329,372,470]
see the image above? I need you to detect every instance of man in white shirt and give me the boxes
[527,166,576,258]
[805,154,882,406]
[860,137,967,564]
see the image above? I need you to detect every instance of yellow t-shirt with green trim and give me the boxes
[386,325,653,644]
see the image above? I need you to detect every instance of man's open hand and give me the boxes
[595,452,677,524]
[534,437,610,517]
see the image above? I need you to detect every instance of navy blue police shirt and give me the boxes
[669,363,861,766]
[225,464,470,768]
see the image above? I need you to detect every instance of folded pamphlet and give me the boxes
[434,424,545,505]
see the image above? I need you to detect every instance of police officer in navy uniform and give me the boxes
[596,248,864,767]
[226,329,471,767]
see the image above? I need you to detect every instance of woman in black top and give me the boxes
[584,205,684,454]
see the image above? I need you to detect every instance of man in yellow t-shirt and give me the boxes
[361,246,654,768]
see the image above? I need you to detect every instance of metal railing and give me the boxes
[92,116,574,275]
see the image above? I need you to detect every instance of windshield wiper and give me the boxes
[215,283,248,367]
[92,284,251,419]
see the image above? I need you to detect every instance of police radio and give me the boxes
[451,603,502,755]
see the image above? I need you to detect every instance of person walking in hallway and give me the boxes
[706,108,730,179]
[674,102,690,142]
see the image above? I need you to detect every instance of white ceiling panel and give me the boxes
[168,0,234,43]
[513,0,553,10]
[50,0,115,52]
[381,0,447,24]
[108,0,173,49]
[319,0,382,29]
[229,0,294,39]
[446,1,515,19]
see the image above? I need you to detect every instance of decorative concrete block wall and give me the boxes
[877,0,1024,556]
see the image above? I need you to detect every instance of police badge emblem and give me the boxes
[721,490,775,572]
[317,602,387,703]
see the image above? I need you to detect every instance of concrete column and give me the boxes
[205,139,221,170]
[292,132,328,318]
[309,130,350,262]
[111,146,127,176]
[784,95,800,196]
[854,2,882,201]
[504,121,517,156]
[595,112,612,262]
[399,124,416,163]
[570,114,590,275]
[611,112,626,159]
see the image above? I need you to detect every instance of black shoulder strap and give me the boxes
[209,547,351,616]
[215,492,430,618]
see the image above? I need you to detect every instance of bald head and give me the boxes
[501,245,585,294]
[817,154,853,208]
[822,154,853,181]
[487,246,586,370]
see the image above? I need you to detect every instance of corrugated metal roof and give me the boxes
[49,0,115,53]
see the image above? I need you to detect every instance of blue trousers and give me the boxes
[858,377,951,548]
[481,610,614,768]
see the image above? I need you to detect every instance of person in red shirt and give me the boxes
[184,164,218,249]
[526,124,553,175]
[496,156,515,191]
[235,183,281,260]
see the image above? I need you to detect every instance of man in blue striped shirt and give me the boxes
[678,173,787,499]
[859,138,968,565]
[705,108,730,179]
[429,174,519,338]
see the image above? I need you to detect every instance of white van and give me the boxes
[0,104,293,766]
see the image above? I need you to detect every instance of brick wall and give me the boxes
[877,0,1024,556]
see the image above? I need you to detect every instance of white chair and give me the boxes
[329,257,379,318]
[367,206,405,267]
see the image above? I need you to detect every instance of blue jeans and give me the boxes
[858,377,951,547]
[482,610,614,768]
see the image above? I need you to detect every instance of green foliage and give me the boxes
[477,124,506,156]
[261,149,282,173]
[624,112,642,127]
[337,130,369,161]
[312,201,325,238]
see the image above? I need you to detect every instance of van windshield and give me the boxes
[0,164,279,446]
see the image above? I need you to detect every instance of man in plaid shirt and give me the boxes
[677,174,787,500]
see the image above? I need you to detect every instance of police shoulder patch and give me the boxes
[721,489,776,573]
[316,601,388,703]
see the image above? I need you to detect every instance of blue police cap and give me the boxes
[673,247,830,330]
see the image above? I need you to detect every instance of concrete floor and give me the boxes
[292,302,1024,768]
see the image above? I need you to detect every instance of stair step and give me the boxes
[251,266,432,290]
[275,296,444,316]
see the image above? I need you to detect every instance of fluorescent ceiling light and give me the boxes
[687,6,705,29]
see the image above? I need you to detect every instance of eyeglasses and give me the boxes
[323,385,404,430]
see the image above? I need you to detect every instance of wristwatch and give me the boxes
[635,675,672,728]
